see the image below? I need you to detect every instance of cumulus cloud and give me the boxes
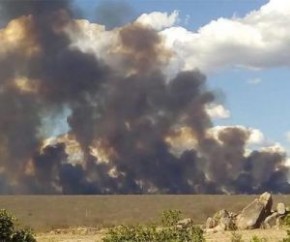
[69,0,290,75]
[160,0,290,72]
[205,103,230,119]
[248,128,266,145]
[136,11,179,31]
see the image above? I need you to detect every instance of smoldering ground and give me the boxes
[0,0,289,194]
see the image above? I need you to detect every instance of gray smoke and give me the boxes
[0,0,288,194]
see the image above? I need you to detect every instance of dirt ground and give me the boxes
[35,227,288,242]
[36,228,106,242]
[204,229,287,241]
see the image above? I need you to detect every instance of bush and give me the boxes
[0,209,14,241]
[161,210,182,227]
[11,228,36,242]
[103,209,205,242]
[283,214,290,227]
[0,209,36,242]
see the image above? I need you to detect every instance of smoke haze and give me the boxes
[0,0,288,194]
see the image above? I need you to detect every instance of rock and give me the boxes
[213,209,228,221]
[206,217,217,229]
[262,212,284,229]
[277,203,286,215]
[262,212,278,229]
[236,192,272,230]
[209,209,236,231]
[177,218,193,229]
[219,215,235,231]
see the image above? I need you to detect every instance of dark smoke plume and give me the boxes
[0,0,289,194]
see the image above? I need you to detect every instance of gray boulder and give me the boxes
[177,218,193,229]
[207,209,236,231]
[219,215,235,231]
[262,212,281,229]
[236,192,272,230]
[205,217,217,229]
[277,203,286,215]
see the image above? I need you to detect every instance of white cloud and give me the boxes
[68,0,290,76]
[260,142,285,153]
[160,0,290,73]
[248,128,265,145]
[67,20,115,60]
[136,11,179,31]
[248,78,262,85]
[205,103,230,119]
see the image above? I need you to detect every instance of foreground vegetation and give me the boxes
[230,230,290,242]
[103,210,204,242]
[0,209,36,241]
[101,206,290,242]
[1,195,290,241]
[102,211,290,242]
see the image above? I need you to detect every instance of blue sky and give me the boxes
[208,68,290,146]
[76,0,268,27]
[75,0,290,149]
[130,0,268,29]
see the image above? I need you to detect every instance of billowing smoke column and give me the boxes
[0,0,289,194]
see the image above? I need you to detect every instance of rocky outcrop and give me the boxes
[236,192,272,230]
[205,217,217,229]
[205,209,236,232]
[262,212,281,229]
[177,218,193,229]
[204,192,290,232]
[277,203,286,215]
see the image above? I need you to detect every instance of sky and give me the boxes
[74,0,290,150]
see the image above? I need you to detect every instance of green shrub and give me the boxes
[161,209,182,227]
[103,209,205,242]
[11,228,36,242]
[0,209,14,241]
[0,209,36,242]
[283,214,290,227]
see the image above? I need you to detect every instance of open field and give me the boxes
[1,195,290,241]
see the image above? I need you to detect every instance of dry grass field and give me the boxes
[0,195,290,241]
[35,228,288,242]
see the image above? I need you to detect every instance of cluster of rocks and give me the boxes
[205,192,289,232]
